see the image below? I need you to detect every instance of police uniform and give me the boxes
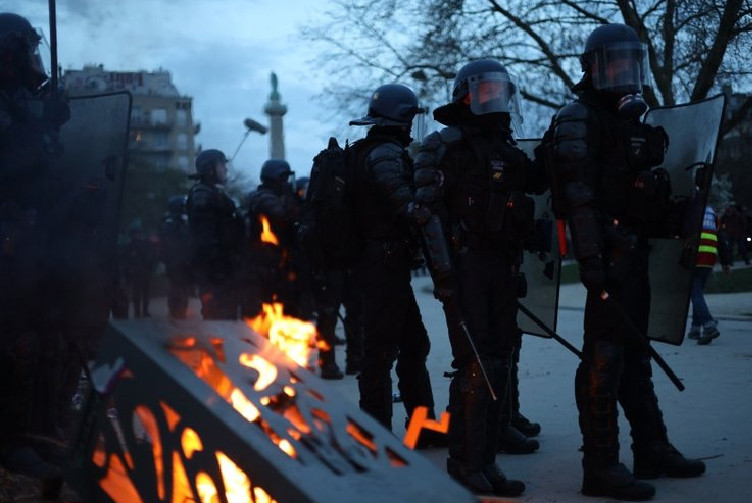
[187,178,244,320]
[550,23,705,501]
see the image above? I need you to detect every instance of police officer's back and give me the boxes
[186,149,244,319]
[348,84,441,436]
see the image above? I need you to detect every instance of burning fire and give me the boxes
[246,302,326,369]
[259,215,278,245]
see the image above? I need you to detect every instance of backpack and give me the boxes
[299,137,365,270]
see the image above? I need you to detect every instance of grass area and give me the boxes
[705,265,752,294]
[559,261,752,294]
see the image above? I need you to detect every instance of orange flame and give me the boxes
[259,215,279,245]
[246,303,318,368]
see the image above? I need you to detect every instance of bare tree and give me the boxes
[302,0,752,135]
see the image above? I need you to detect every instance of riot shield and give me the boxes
[45,91,131,349]
[643,94,726,345]
[515,139,561,338]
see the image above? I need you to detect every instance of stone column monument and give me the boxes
[263,72,288,160]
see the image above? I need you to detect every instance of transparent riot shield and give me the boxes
[46,91,131,344]
[515,139,561,338]
[643,94,726,345]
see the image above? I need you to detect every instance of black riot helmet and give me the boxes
[580,23,649,96]
[295,176,310,200]
[192,148,228,181]
[260,159,292,186]
[451,59,521,116]
[435,59,523,131]
[349,84,425,126]
[0,13,47,91]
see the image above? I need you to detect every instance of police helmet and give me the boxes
[0,13,47,91]
[295,176,310,199]
[449,59,520,116]
[580,23,648,95]
[260,159,292,185]
[349,84,425,126]
[193,149,228,179]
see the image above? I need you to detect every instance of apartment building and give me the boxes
[63,64,197,173]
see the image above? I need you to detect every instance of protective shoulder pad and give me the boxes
[554,101,593,163]
[556,101,591,122]
[438,126,463,145]
[188,183,215,209]
[367,140,403,164]
[415,127,463,169]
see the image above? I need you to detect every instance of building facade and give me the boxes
[63,64,197,173]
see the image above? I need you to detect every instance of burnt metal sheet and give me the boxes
[69,319,476,503]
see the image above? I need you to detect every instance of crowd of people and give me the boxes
[0,10,726,502]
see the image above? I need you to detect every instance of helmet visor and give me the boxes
[467,71,520,116]
[590,41,648,93]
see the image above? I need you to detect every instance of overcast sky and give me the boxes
[4,0,351,185]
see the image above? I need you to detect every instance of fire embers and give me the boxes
[73,319,473,503]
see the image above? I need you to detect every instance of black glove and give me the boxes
[43,95,71,128]
[579,256,606,295]
[433,272,457,302]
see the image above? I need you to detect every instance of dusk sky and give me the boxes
[4,0,358,185]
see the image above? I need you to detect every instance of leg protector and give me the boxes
[621,348,705,479]
[357,349,395,430]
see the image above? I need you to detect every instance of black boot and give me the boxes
[633,443,706,479]
[620,351,705,479]
[511,412,541,437]
[577,342,654,500]
[498,350,539,454]
[509,336,541,437]
[320,362,344,380]
[319,347,343,380]
[497,423,539,454]
[482,463,525,497]
[582,462,655,501]
[447,458,494,495]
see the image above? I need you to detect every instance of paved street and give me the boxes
[145,275,752,502]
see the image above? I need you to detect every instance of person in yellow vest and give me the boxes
[689,205,731,345]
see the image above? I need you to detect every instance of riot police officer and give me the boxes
[245,159,315,316]
[413,59,547,497]
[0,12,69,479]
[549,24,705,500]
[160,195,193,319]
[186,149,244,319]
[349,84,441,435]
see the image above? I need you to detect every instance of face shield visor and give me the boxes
[30,27,49,86]
[590,41,648,95]
[467,71,525,135]
[467,71,521,115]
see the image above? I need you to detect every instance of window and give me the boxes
[151,108,168,125]
[176,109,188,127]
[176,133,188,149]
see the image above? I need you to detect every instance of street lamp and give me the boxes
[230,117,268,162]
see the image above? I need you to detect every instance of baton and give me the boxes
[517,301,582,358]
[601,292,685,392]
[455,314,498,401]
[48,0,58,93]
